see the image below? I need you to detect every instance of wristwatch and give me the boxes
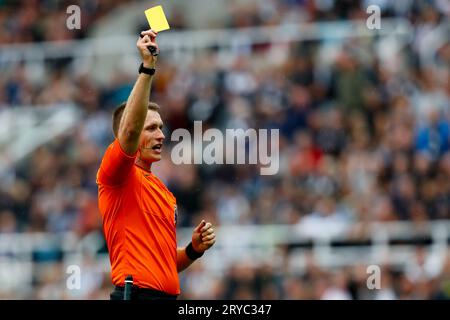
[138,63,156,75]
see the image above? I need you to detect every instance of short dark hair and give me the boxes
[112,101,160,138]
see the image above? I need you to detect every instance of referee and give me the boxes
[96,29,216,300]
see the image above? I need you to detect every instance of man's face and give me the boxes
[138,110,165,162]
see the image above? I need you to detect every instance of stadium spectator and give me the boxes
[0,0,449,300]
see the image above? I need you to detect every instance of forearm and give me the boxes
[118,73,153,153]
[118,29,158,155]
[177,221,216,273]
[177,247,195,273]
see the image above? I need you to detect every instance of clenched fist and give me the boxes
[192,220,216,253]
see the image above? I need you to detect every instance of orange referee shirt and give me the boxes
[96,139,179,295]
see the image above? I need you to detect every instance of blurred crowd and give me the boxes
[181,246,450,299]
[0,0,450,299]
[0,0,136,44]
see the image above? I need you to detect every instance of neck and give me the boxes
[135,156,152,172]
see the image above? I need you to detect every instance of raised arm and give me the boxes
[118,29,158,156]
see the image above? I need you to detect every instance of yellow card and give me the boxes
[144,5,170,32]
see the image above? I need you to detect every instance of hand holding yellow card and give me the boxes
[144,5,170,33]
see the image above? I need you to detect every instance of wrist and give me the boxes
[185,242,204,260]
[139,63,155,76]
[143,60,156,69]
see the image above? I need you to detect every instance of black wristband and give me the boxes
[185,242,204,260]
[138,63,156,75]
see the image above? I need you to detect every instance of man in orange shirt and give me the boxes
[97,29,216,300]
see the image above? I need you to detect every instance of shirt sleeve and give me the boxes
[97,139,137,186]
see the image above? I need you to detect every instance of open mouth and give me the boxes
[152,144,162,151]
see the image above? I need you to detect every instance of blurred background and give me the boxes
[0,0,449,299]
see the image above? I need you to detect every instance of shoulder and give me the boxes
[107,139,136,157]
[97,139,138,187]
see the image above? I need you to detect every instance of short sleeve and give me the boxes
[97,139,137,186]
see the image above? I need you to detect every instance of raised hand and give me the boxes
[137,29,158,68]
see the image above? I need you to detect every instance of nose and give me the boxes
[157,128,165,141]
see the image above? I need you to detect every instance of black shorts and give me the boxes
[110,286,178,300]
